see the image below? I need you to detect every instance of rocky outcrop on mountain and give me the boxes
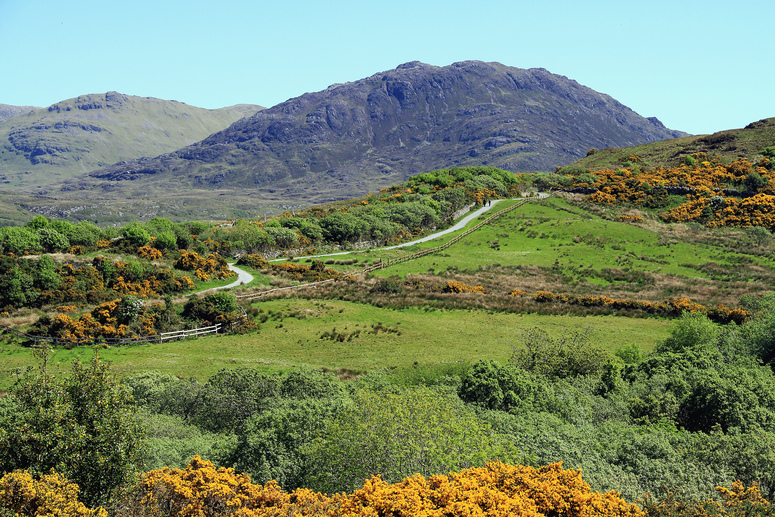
[83,61,685,203]
[0,93,263,188]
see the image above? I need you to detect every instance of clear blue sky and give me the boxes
[1,0,772,135]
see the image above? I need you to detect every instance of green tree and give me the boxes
[319,212,368,244]
[37,227,70,252]
[67,221,101,248]
[34,255,61,291]
[0,267,35,307]
[432,186,467,215]
[656,311,718,354]
[384,201,439,229]
[0,349,144,507]
[24,215,50,231]
[511,327,608,379]
[264,226,299,249]
[458,359,555,414]
[152,230,177,251]
[190,367,281,433]
[302,386,520,493]
[231,397,347,489]
[121,223,151,248]
[0,226,41,255]
[225,224,273,254]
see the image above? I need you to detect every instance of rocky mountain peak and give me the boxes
[80,61,686,205]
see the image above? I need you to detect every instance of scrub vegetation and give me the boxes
[3,161,775,516]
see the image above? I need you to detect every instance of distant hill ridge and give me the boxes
[0,92,263,188]
[0,103,40,123]
[76,60,686,205]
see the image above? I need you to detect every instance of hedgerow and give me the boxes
[513,290,750,324]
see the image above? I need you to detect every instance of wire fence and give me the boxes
[0,323,222,348]
[236,278,337,301]
[363,196,545,273]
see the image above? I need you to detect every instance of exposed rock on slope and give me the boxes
[83,61,685,204]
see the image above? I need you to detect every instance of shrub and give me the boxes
[371,277,403,294]
[0,470,107,517]
[0,353,144,507]
[236,254,270,269]
[511,327,608,379]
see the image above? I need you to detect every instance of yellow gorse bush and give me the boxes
[0,470,107,517]
[120,457,644,517]
[444,280,486,294]
[564,154,775,230]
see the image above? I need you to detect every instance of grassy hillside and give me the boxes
[566,116,775,171]
[0,299,672,390]
[0,92,263,188]
[351,196,773,308]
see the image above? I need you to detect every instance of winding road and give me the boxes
[214,193,547,290]
[210,264,255,291]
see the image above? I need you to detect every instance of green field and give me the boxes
[0,297,672,390]
[353,197,773,280]
[4,195,771,390]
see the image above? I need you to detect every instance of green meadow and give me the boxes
[0,297,672,390]
[354,197,774,280]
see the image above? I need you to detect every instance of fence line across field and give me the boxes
[0,323,221,348]
[363,197,539,273]
[236,278,337,301]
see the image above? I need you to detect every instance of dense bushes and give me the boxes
[9,300,775,513]
[0,354,144,507]
[0,254,195,312]
[519,290,750,325]
[182,291,253,331]
[303,387,521,494]
[556,151,775,232]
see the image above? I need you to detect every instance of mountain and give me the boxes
[0,92,263,188]
[67,61,685,205]
[0,103,40,123]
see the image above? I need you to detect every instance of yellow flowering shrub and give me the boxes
[640,480,772,516]
[0,470,107,517]
[175,250,235,280]
[138,246,163,260]
[121,456,337,517]
[123,458,643,517]
[559,154,775,230]
[525,290,748,324]
[443,280,486,294]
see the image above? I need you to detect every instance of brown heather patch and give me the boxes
[320,366,363,381]
[0,309,40,329]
